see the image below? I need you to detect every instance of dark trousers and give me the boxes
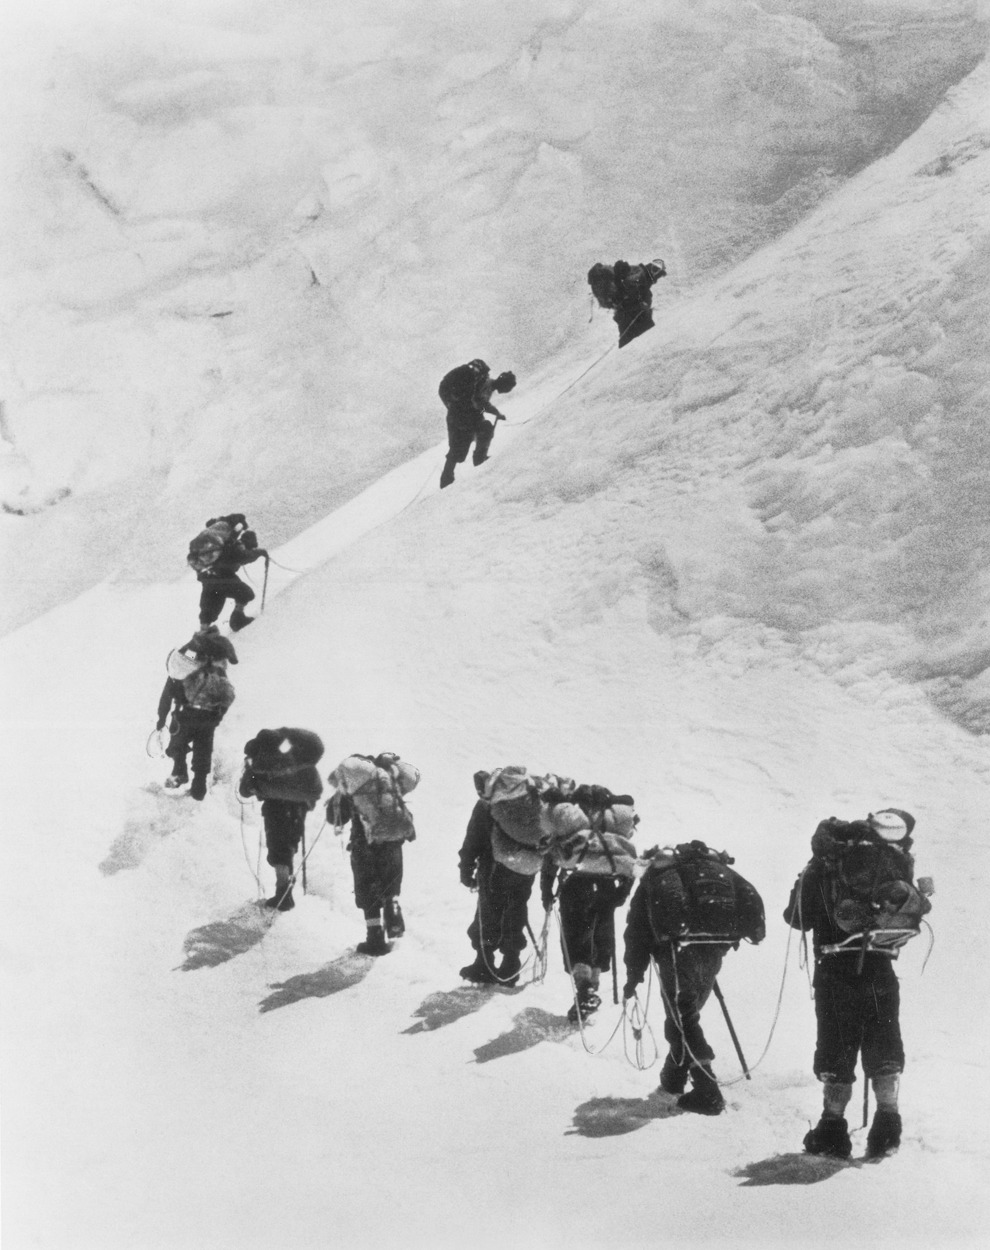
[615,303,654,348]
[350,830,404,918]
[441,409,495,486]
[167,711,217,781]
[261,800,307,869]
[198,575,255,625]
[558,877,618,973]
[654,944,726,1067]
[469,862,534,955]
[813,972,904,1083]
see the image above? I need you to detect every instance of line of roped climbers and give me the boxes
[148,248,933,1161]
[149,647,935,1159]
[436,256,667,489]
[151,258,668,796]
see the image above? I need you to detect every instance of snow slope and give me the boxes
[1,0,986,632]
[3,5,990,1250]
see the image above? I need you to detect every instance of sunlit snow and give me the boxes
[1,2,989,1248]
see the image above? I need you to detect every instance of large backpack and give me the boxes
[182,663,236,715]
[187,513,248,573]
[329,753,419,843]
[587,263,620,310]
[483,766,573,849]
[544,783,639,877]
[242,728,325,806]
[489,817,546,876]
[643,841,765,946]
[810,818,930,948]
[438,362,485,409]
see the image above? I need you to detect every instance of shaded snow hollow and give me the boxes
[2,4,990,1250]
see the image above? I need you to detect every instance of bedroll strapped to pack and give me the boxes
[329,753,420,843]
[644,841,765,946]
[811,817,930,949]
[544,783,639,876]
[182,665,236,715]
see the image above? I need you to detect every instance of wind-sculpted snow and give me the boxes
[1,0,986,630]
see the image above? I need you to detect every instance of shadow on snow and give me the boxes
[733,1153,862,1185]
[100,785,189,874]
[176,902,271,971]
[402,984,523,1034]
[568,1092,683,1138]
[258,950,374,1013]
[473,1006,575,1063]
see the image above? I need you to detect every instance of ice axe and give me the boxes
[713,980,751,1080]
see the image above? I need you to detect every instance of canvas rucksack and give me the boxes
[438,361,486,409]
[187,513,249,574]
[242,728,325,806]
[810,817,930,949]
[643,841,765,946]
[329,752,420,843]
[182,663,236,715]
[489,817,546,876]
[587,263,620,310]
[484,766,575,850]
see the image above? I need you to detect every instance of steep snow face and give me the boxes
[0,0,985,632]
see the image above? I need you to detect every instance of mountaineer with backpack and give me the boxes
[187,512,268,631]
[328,752,420,955]
[540,783,639,1023]
[587,258,666,348]
[239,729,324,912]
[155,626,237,800]
[623,840,765,1115]
[458,768,558,987]
[438,359,517,489]
[785,808,934,1159]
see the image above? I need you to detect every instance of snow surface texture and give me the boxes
[2,2,990,1248]
[1,0,987,632]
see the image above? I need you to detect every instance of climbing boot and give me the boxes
[460,951,498,983]
[497,951,522,986]
[658,1053,690,1095]
[677,1065,725,1116]
[803,1114,853,1159]
[866,1109,902,1158]
[357,923,390,956]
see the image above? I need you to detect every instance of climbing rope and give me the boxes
[235,791,264,897]
[621,958,660,1069]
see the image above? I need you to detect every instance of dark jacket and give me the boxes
[623,880,663,993]
[459,800,496,885]
[156,677,186,731]
[613,260,664,311]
